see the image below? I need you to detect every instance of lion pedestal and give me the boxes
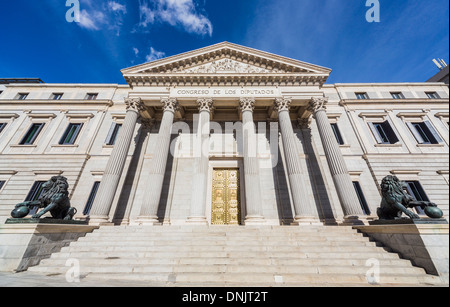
[355,175,449,283]
[0,176,96,273]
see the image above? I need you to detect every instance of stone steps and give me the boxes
[27,225,445,286]
[37,257,414,267]
[48,250,403,260]
[82,233,368,240]
[80,272,441,285]
[67,241,384,252]
[30,263,426,275]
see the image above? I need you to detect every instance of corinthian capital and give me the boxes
[197,98,214,113]
[274,97,292,112]
[161,98,179,113]
[125,97,145,113]
[239,97,256,113]
[308,97,328,113]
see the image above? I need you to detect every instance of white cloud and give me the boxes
[78,9,105,30]
[138,0,156,28]
[133,47,140,56]
[76,1,127,35]
[108,1,127,14]
[135,0,213,36]
[156,0,213,36]
[146,47,166,62]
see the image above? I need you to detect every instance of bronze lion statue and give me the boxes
[12,176,77,220]
[377,175,442,220]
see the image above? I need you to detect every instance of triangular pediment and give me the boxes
[122,42,331,86]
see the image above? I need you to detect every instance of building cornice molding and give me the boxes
[122,42,331,87]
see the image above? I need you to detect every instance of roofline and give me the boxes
[0,78,45,84]
[325,82,449,87]
[4,83,130,88]
[121,41,332,74]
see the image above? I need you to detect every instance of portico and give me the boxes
[87,42,366,226]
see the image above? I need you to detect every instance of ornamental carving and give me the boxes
[197,98,214,113]
[161,98,179,113]
[274,98,292,112]
[239,97,256,112]
[307,97,328,113]
[125,98,145,113]
[174,59,284,74]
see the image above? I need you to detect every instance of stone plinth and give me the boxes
[5,218,88,225]
[0,222,98,272]
[354,219,449,283]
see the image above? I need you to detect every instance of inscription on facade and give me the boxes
[171,87,281,98]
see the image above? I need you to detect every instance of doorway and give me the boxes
[211,168,242,225]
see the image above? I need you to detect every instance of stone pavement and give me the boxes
[0,272,155,287]
[1,271,447,288]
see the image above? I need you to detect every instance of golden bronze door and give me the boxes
[211,169,241,225]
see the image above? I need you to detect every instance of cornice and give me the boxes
[123,74,329,87]
[121,42,331,87]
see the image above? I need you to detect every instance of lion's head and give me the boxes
[38,176,69,204]
[380,175,413,202]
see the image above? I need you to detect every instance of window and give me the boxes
[83,181,100,215]
[20,123,44,145]
[59,123,83,145]
[353,182,371,215]
[355,92,369,100]
[368,121,399,144]
[85,93,98,100]
[0,181,5,191]
[426,92,440,99]
[391,92,405,99]
[17,93,29,100]
[51,93,63,100]
[0,123,6,134]
[406,121,442,145]
[404,181,429,215]
[105,123,122,145]
[330,123,345,145]
[25,181,47,215]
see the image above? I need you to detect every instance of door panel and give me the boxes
[211,169,241,225]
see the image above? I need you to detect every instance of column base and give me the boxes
[291,216,323,226]
[88,215,114,226]
[135,216,161,226]
[339,215,366,226]
[244,216,266,226]
[186,216,209,226]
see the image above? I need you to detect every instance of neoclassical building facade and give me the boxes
[0,42,449,226]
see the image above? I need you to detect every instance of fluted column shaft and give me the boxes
[275,98,318,224]
[89,98,144,224]
[309,97,363,221]
[240,98,265,224]
[137,98,179,225]
[187,98,213,224]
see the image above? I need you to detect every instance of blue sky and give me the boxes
[0,0,448,84]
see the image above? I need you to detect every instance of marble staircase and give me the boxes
[28,225,444,286]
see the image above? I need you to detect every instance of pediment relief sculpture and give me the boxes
[169,59,284,74]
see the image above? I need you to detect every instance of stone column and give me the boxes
[187,98,213,225]
[137,98,179,225]
[240,98,265,225]
[308,97,364,224]
[275,98,320,225]
[89,98,145,225]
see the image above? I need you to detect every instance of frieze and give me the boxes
[171,87,281,98]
